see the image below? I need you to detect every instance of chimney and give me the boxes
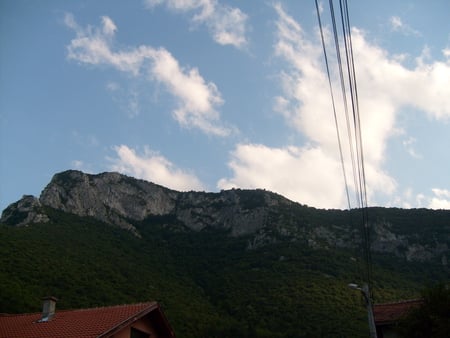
[40,296,58,322]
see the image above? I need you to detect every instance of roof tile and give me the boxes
[373,299,422,325]
[0,302,158,338]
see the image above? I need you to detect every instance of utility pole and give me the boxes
[349,283,377,338]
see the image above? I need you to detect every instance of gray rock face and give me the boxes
[39,170,178,233]
[0,195,49,226]
[174,189,289,235]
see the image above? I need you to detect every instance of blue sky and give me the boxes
[1,0,450,212]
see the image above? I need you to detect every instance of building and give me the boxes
[373,299,422,338]
[0,297,175,338]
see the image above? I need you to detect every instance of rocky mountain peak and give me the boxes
[38,170,179,233]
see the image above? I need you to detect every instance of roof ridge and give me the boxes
[64,301,157,312]
[0,301,157,316]
[0,312,40,317]
[375,299,422,306]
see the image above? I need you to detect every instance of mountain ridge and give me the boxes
[1,169,449,264]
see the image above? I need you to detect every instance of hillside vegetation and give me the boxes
[1,207,447,337]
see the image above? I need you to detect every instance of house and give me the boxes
[373,299,422,338]
[0,297,175,338]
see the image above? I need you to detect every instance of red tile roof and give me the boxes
[0,301,174,338]
[373,299,422,325]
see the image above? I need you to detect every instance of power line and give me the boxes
[314,0,351,210]
[315,0,373,300]
[338,0,373,291]
[328,0,360,209]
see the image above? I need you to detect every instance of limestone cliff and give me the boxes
[38,170,178,233]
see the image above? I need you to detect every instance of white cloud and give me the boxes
[275,6,450,206]
[144,0,248,48]
[218,143,347,208]
[389,16,403,30]
[109,145,205,191]
[148,48,229,135]
[429,188,450,209]
[390,188,450,210]
[432,188,450,199]
[71,160,84,169]
[65,13,232,136]
[428,198,450,209]
[64,13,147,75]
[106,81,120,91]
[267,4,398,207]
[402,137,422,159]
[389,16,421,37]
[70,160,95,174]
[443,48,450,58]
[101,16,117,36]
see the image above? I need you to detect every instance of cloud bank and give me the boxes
[429,189,450,209]
[218,3,450,209]
[218,144,345,208]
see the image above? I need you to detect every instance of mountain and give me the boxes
[3,170,449,263]
[1,170,449,337]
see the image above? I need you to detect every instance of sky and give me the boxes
[1,0,450,212]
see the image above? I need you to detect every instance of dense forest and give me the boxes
[1,204,448,337]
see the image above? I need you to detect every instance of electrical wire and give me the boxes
[338,0,373,297]
[314,0,351,210]
[328,0,359,209]
[315,0,373,298]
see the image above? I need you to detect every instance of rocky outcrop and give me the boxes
[38,170,178,233]
[0,195,49,227]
